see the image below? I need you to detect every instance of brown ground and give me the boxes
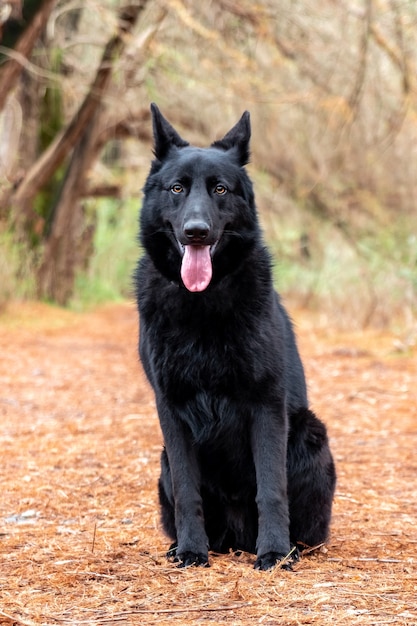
[0,302,416,626]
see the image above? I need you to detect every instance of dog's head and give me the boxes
[141,104,259,292]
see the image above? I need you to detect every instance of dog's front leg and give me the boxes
[158,400,209,567]
[251,406,292,571]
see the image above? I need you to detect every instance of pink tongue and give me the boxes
[181,245,212,292]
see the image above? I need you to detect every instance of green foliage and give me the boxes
[0,230,35,308]
[269,217,417,328]
[33,48,66,240]
[71,197,139,308]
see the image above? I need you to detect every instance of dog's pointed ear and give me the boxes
[150,103,189,161]
[211,111,251,166]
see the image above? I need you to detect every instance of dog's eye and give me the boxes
[171,184,183,194]
[215,184,227,195]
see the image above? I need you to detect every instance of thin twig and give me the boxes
[329,557,406,564]
[298,542,325,556]
[91,521,97,553]
[55,602,253,622]
[0,46,61,82]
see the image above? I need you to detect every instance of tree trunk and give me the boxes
[35,2,149,303]
[3,3,146,225]
[36,118,98,304]
[0,0,56,112]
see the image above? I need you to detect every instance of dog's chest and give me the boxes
[179,390,250,445]
[140,280,279,406]
[154,315,255,396]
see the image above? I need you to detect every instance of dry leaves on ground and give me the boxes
[0,302,416,625]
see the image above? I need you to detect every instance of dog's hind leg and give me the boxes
[287,408,336,549]
[200,489,230,553]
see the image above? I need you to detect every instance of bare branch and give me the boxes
[0,0,56,112]
[348,0,372,115]
[10,2,148,211]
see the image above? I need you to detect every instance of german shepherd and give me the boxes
[135,104,336,570]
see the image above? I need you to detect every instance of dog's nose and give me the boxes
[183,220,210,242]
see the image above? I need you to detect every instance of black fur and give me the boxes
[135,104,336,570]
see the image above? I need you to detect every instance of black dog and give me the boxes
[135,104,336,570]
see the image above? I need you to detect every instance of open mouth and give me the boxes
[177,241,218,292]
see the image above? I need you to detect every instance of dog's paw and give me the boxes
[166,544,209,568]
[254,547,299,571]
[175,551,210,568]
[166,542,178,559]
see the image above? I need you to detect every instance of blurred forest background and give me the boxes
[0,0,416,328]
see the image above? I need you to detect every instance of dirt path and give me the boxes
[0,303,416,625]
